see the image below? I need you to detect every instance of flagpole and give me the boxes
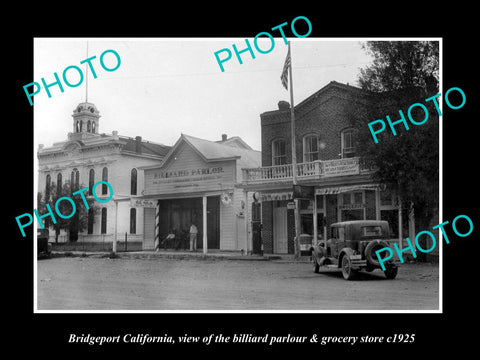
[288,41,297,186]
[287,41,301,259]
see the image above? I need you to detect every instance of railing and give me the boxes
[242,157,375,184]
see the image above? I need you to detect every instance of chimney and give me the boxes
[221,134,227,141]
[135,136,142,153]
[278,101,290,110]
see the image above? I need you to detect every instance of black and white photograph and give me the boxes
[7,6,478,356]
[32,37,441,312]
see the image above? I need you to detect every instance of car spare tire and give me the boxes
[365,240,390,267]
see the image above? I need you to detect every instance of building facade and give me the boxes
[141,134,261,252]
[37,102,170,249]
[240,81,420,255]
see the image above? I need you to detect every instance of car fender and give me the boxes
[338,247,355,267]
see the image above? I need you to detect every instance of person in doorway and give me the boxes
[189,223,198,252]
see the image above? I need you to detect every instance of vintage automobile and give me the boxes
[311,220,398,280]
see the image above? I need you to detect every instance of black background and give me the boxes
[6,4,478,356]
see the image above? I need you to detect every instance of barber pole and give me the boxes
[154,200,160,251]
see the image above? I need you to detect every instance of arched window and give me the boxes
[92,122,96,133]
[271,139,286,166]
[79,120,83,132]
[45,174,51,200]
[341,128,357,158]
[88,169,95,195]
[102,167,108,195]
[130,208,136,234]
[87,120,91,132]
[57,173,62,195]
[70,168,79,190]
[76,121,80,132]
[87,208,94,234]
[130,168,137,195]
[101,208,107,234]
[303,134,320,162]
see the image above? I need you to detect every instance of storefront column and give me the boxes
[398,197,403,249]
[408,201,415,247]
[243,190,249,254]
[313,195,318,247]
[375,188,381,220]
[202,195,208,254]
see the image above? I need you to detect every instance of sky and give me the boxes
[33,38,373,151]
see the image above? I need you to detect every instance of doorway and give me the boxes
[273,206,288,254]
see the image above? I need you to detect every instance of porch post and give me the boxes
[244,190,249,254]
[313,194,318,247]
[202,195,208,255]
[398,197,403,249]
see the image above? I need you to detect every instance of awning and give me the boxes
[315,184,380,195]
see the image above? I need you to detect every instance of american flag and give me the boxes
[280,45,291,90]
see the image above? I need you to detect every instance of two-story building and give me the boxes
[37,101,170,250]
[240,81,416,255]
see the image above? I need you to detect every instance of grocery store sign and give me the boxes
[323,158,359,177]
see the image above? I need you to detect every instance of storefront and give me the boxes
[140,134,261,253]
[241,158,410,255]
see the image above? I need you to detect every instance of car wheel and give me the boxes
[384,265,398,279]
[341,255,357,280]
[313,257,320,273]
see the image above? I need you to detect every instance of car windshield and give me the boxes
[360,226,384,238]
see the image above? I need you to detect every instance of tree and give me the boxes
[37,182,95,243]
[353,41,440,242]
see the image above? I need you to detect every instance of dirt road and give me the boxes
[37,256,439,311]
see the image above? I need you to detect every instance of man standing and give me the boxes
[189,223,198,252]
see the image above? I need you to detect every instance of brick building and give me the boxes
[240,81,420,255]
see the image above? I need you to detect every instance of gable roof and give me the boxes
[154,134,260,170]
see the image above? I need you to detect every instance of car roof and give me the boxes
[331,220,389,228]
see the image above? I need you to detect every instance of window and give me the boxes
[361,226,384,238]
[272,139,286,165]
[92,122,96,133]
[102,167,108,195]
[303,134,319,162]
[341,128,357,158]
[87,120,91,132]
[131,168,137,195]
[76,121,80,132]
[45,174,51,200]
[87,208,94,234]
[130,208,136,234]
[88,169,95,195]
[57,173,62,195]
[101,208,107,234]
[70,169,79,190]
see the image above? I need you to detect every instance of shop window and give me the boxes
[303,134,319,162]
[354,192,363,204]
[272,139,286,166]
[380,188,394,206]
[342,193,351,205]
[130,208,137,234]
[341,128,357,158]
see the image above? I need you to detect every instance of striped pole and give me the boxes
[155,200,160,251]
